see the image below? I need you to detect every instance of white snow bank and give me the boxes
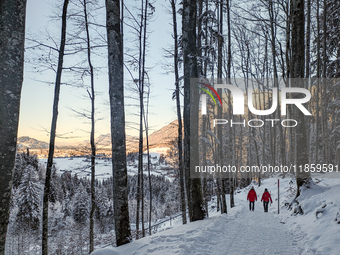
[92,188,297,254]
[91,248,120,255]
[92,176,340,255]
[275,178,340,255]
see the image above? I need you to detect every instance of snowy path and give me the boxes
[93,200,298,255]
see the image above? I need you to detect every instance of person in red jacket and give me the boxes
[247,186,257,211]
[261,188,273,212]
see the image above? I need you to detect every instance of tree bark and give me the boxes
[226,0,235,208]
[106,0,131,246]
[83,0,96,252]
[182,0,205,221]
[290,0,310,197]
[171,0,186,225]
[0,0,26,253]
[143,86,152,235]
[316,0,320,163]
[41,1,69,254]
[217,0,227,215]
[321,0,328,162]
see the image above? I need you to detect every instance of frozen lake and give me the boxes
[39,153,174,180]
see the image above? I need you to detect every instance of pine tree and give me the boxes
[95,187,111,233]
[73,184,89,224]
[16,166,41,232]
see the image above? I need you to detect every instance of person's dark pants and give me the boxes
[249,201,255,211]
[263,201,269,212]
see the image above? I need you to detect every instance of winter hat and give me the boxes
[264,188,268,192]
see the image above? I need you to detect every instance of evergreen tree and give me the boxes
[73,183,89,224]
[16,164,41,232]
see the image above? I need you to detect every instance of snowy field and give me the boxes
[92,176,340,255]
[39,154,173,180]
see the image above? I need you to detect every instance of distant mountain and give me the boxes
[96,120,180,152]
[18,120,180,153]
[147,119,179,149]
[96,134,139,152]
[17,136,51,149]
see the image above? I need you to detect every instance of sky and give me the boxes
[18,0,179,146]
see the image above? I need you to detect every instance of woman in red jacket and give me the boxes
[261,188,272,212]
[247,187,257,211]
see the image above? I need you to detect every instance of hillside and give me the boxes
[95,134,140,152]
[17,136,51,149]
[92,177,340,255]
[95,119,180,152]
[17,119,180,154]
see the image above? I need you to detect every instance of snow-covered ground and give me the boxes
[92,176,340,255]
[39,154,173,180]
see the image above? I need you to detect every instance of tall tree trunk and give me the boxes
[226,0,235,208]
[305,0,311,79]
[269,0,285,166]
[316,0,320,163]
[305,0,311,162]
[171,0,186,225]
[136,0,143,239]
[197,0,203,76]
[105,0,131,246]
[42,1,69,254]
[0,0,26,253]
[182,0,205,221]
[83,0,96,252]
[217,0,226,214]
[290,0,310,197]
[269,0,278,166]
[321,0,328,162]
[140,0,148,238]
[143,83,152,235]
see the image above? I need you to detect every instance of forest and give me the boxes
[0,0,339,254]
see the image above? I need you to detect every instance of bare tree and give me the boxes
[290,0,310,197]
[80,0,97,251]
[41,1,69,254]
[105,0,131,246]
[0,0,27,253]
[182,0,205,221]
[170,0,187,225]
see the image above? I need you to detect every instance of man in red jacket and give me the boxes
[247,186,257,211]
[261,188,273,212]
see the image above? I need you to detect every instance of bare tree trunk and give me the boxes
[105,0,131,246]
[269,0,285,166]
[305,0,311,79]
[226,0,235,208]
[291,0,310,197]
[0,0,26,253]
[305,0,311,163]
[42,1,69,254]
[182,0,205,221]
[143,83,152,236]
[140,0,148,238]
[315,0,320,163]
[171,0,187,225]
[82,0,96,252]
[217,0,227,215]
[136,0,143,239]
[321,0,328,162]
